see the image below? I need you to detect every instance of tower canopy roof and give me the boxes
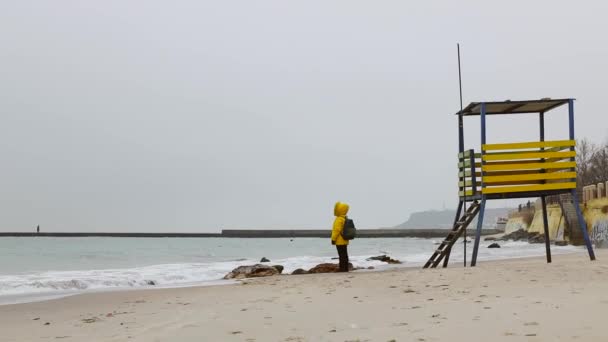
[456,98,572,116]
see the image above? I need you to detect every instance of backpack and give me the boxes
[342,217,356,240]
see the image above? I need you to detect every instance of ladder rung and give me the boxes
[424,202,480,269]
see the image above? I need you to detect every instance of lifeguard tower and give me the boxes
[424,98,596,268]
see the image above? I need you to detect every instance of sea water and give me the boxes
[0,237,582,304]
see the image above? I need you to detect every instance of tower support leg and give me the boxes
[470,197,486,267]
[541,196,552,263]
[443,200,464,268]
[571,189,596,260]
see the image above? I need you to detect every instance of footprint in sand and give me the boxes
[82,318,101,324]
[284,337,304,342]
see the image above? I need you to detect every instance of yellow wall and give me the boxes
[505,216,529,234]
[505,198,608,244]
[527,204,564,239]
[585,198,608,246]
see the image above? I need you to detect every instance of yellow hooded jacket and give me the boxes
[331,202,350,246]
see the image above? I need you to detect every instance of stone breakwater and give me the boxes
[0,229,502,238]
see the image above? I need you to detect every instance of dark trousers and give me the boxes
[336,245,349,272]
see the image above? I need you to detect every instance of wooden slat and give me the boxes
[458,151,481,158]
[484,146,568,155]
[458,189,479,197]
[458,177,476,184]
[481,182,576,194]
[485,158,572,166]
[458,158,575,169]
[482,180,545,186]
[483,172,577,184]
[458,170,475,177]
[458,158,576,169]
[482,140,575,151]
[483,151,575,161]
[482,161,576,172]
[458,160,481,168]
[458,150,471,158]
[509,178,576,186]
[462,180,576,188]
[487,168,571,175]
[460,168,572,178]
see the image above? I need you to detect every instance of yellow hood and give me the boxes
[334,202,350,217]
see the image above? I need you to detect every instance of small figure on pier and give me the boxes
[36,225,40,234]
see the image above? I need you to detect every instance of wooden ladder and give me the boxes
[423,201,481,268]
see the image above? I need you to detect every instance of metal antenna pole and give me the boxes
[457,43,467,267]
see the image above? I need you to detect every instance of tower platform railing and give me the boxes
[458,139,576,200]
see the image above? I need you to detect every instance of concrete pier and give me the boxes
[0,229,502,238]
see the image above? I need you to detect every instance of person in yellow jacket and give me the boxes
[331,201,350,272]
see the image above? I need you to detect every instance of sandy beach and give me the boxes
[1,250,607,342]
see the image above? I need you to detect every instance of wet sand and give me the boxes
[1,250,607,341]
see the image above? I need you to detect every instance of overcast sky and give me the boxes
[1,1,607,232]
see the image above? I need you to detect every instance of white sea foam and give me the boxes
[0,238,585,305]
[0,262,239,297]
[0,256,384,301]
